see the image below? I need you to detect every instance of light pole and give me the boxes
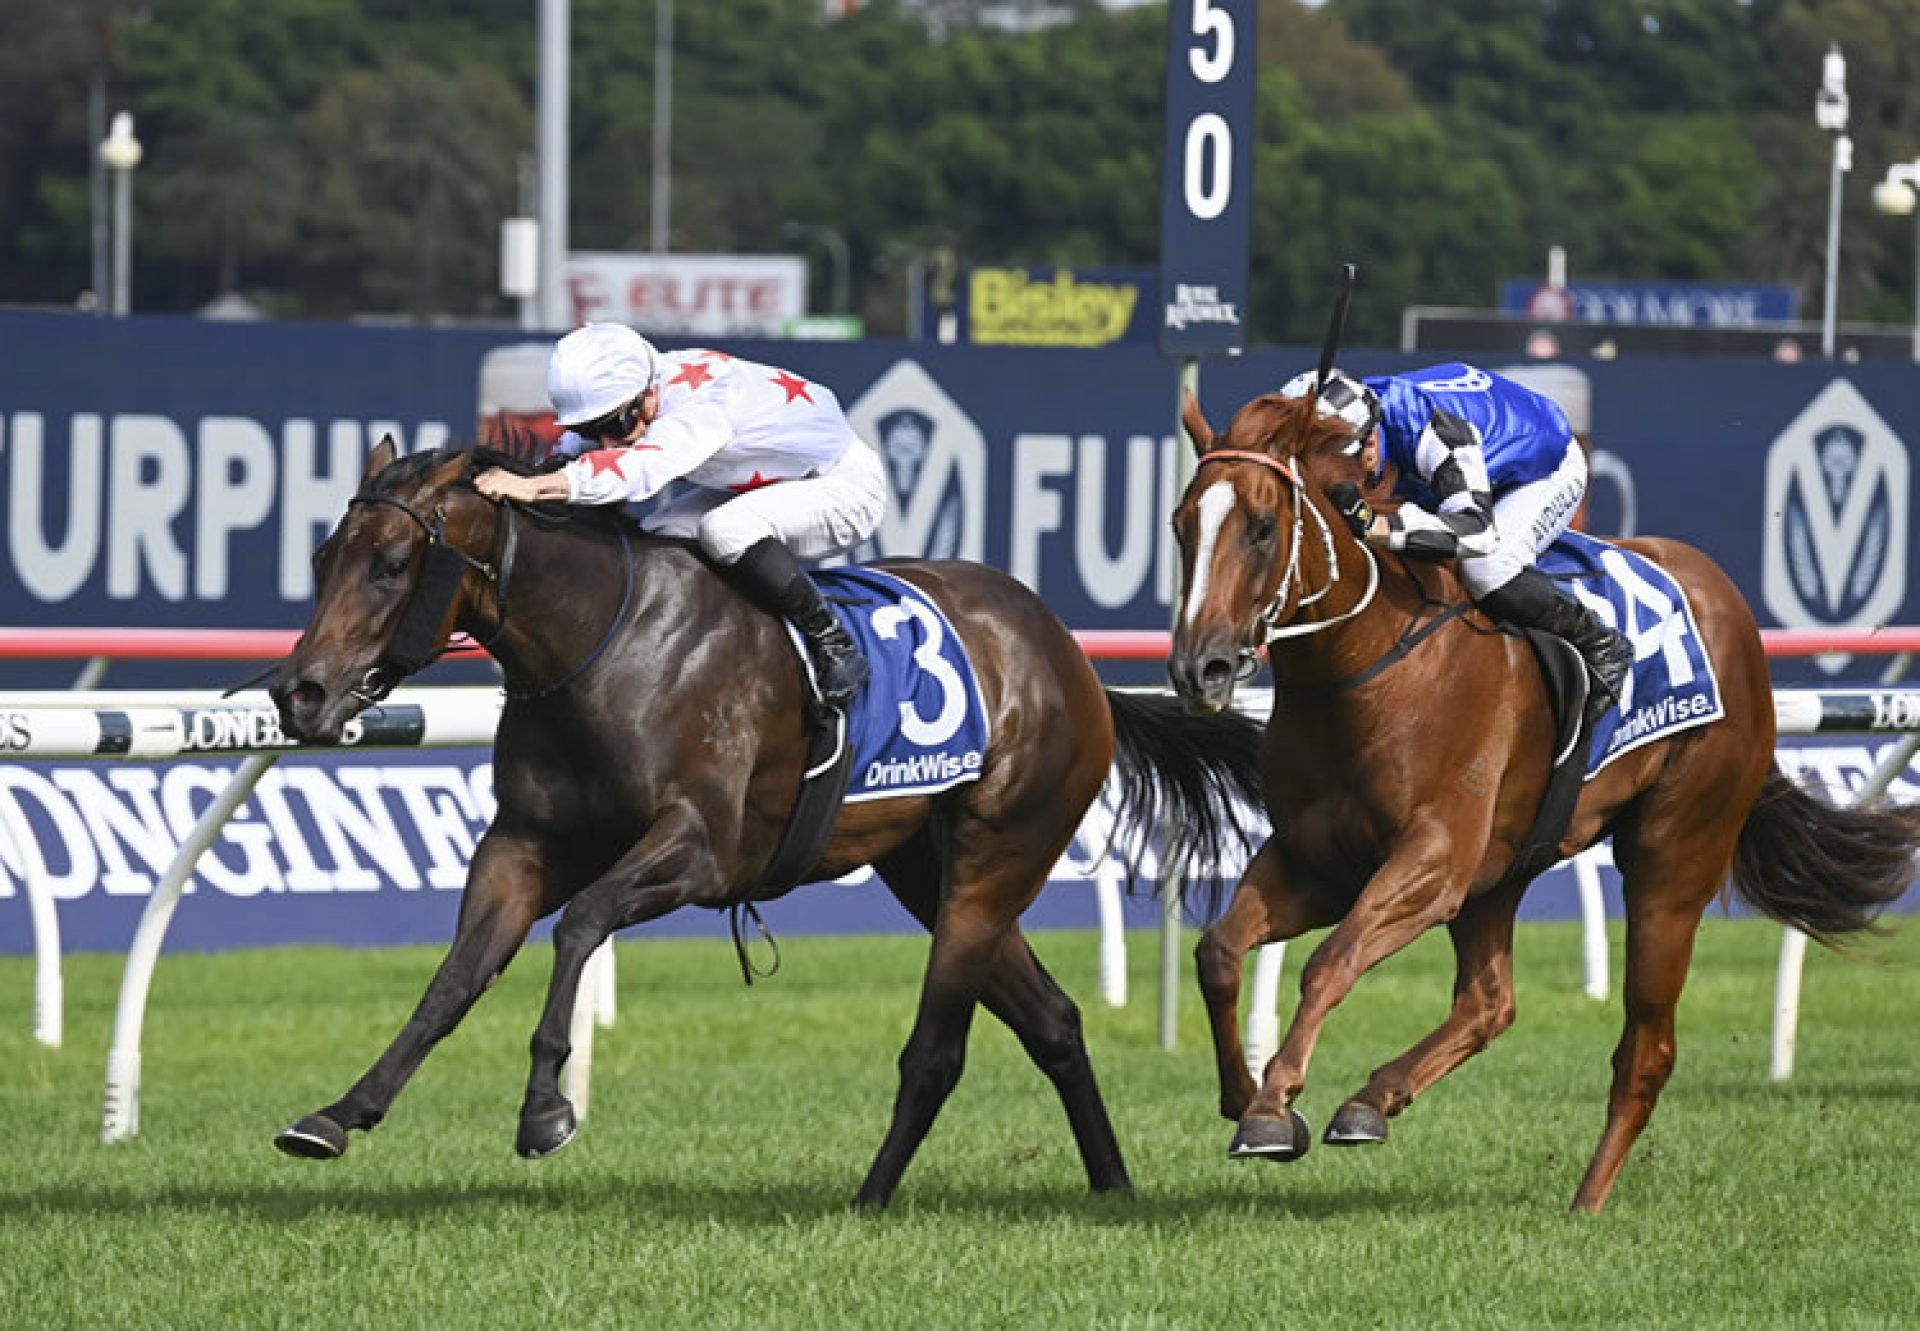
[98,111,142,318]
[1872,159,1920,363]
[1815,43,1851,361]
[535,0,570,331]
[651,0,674,253]
[783,222,850,315]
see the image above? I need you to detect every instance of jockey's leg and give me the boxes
[694,446,887,712]
[718,536,869,709]
[1463,444,1631,722]
[1477,567,1634,722]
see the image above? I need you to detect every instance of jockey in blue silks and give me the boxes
[1288,362,1634,719]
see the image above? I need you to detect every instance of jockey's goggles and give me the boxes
[571,395,645,443]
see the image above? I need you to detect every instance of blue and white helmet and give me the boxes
[1278,368,1381,452]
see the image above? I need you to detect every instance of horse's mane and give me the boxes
[366,430,640,536]
[1219,393,1357,467]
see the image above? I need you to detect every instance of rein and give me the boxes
[500,523,634,703]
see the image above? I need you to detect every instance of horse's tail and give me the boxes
[1104,689,1268,919]
[1729,764,1920,947]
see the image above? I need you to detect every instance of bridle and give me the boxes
[1191,447,1381,678]
[344,488,515,705]
[343,482,638,705]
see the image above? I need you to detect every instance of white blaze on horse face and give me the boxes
[1182,480,1240,628]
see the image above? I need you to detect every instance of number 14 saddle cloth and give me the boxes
[1543,531,1727,778]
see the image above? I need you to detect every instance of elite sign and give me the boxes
[1157,0,1256,358]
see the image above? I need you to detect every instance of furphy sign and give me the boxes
[6,312,1914,658]
[1,410,451,614]
[0,313,505,631]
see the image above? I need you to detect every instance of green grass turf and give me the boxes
[2,917,1916,1329]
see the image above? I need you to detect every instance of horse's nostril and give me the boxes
[1201,658,1234,688]
[290,680,325,712]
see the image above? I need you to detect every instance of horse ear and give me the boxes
[1180,389,1215,457]
[428,450,471,492]
[361,435,398,488]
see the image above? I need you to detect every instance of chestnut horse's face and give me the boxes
[270,440,478,744]
[1168,393,1362,713]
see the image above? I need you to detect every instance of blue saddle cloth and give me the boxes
[796,567,991,804]
[1539,532,1726,777]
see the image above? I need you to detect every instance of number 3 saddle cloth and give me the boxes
[787,567,992,803]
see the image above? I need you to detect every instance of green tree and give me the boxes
[296,59,531,319]
[149,113,302,299]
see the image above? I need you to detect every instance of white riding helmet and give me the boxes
[547,322,661,428]
[1278,368,1382,449]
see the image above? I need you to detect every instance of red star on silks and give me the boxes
[584,449,630,477]
[769,370,813,404]
[668,360,715,390]
[727,471,782,493]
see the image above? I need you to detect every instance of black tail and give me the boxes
[1104,689,1268,919]
[1730,765,1920,947]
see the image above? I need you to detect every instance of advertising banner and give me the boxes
[933,266,1157,348]
[2,736,1913,955]
[566,252,806,337]
[1500,279,1799,326]
[2,313,1915,675]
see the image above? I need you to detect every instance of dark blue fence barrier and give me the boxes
[2,312,1915,951]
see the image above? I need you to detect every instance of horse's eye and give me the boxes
[1247,515,1276,548]
[371,549,411,586]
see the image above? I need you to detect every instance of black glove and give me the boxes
[1326,483,1374,539]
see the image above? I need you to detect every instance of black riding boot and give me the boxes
[725,538,870,711]
[1478,567,1634,723]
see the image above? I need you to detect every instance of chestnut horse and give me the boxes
[268,438,1263,1207]
[1168,391,1918,1212]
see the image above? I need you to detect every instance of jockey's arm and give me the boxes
[1377,409,1497,561]
[560,401,733,506]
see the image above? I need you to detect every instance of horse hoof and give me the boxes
[1227,1108,1312,1163]
[515,1103,577,1160]
[275,1113,348,1160]
[1323,1101,1389,1146]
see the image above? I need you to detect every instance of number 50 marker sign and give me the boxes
[1158,0,1257,358]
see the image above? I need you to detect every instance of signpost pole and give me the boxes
[1158,355,1201,1050]
[1154,0,1256,1050]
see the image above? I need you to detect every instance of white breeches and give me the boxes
[640,438,889,564]
[1458,440,1587,600]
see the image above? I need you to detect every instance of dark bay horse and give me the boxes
[268,438,1263,1207]
[1167,391,1919,1212]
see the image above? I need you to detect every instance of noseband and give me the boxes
[345,489,515,704]
[1191,448,1381,676]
